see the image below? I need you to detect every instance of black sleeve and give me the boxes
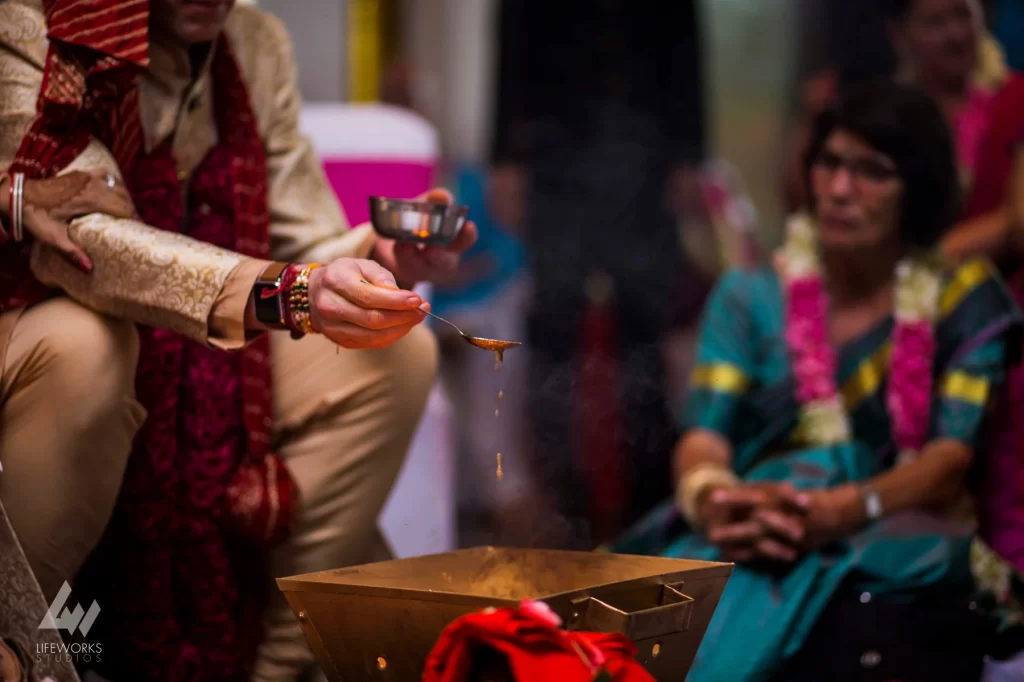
[490,0,531,165]
[662,0,706,166]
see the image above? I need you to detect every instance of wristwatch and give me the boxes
[251,262,290,330]
[860,485,883,521]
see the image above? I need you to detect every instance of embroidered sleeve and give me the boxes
[258,12,377,264]
[682,269,755,436]
[0,4,250,347]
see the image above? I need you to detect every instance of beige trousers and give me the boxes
[0,298,145,603]
[0,297,438,682]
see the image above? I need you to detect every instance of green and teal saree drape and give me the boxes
[613,259,1023,681]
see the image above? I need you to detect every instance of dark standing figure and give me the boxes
[490,0,707,542]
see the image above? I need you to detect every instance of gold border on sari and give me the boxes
[690,363,750,395]
[940,371,990,406]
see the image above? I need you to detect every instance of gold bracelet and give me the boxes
[675,463,740,529]
[288,263,322,336]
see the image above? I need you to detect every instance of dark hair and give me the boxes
[885,0,989,21]
[803,79,961,250]
[886,0,913,20]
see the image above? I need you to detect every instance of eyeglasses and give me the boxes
[813,150,900,186]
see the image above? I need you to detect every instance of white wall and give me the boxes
[258,0,346,102]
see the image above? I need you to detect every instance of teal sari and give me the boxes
[613,259,1023,681]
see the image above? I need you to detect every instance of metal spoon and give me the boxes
[359,280,522,356]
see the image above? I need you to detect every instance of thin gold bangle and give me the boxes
[675,463,740,529]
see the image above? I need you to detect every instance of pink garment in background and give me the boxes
[300,103,439,224]
[321,159,434,225]
[980,269,1024,572]
[960,74,1024,572]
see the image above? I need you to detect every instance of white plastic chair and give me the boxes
[299,103,456,558]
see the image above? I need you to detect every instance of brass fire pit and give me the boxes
[277,547,732,681]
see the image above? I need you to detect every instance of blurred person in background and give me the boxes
[913,0,1024,266]
[785,0,1020,219]
[883,9,1024,661]
[615,82,1023,681]
[489,0,708,543]
[0,1,476,681]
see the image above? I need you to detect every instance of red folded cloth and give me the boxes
[422,601,656,682]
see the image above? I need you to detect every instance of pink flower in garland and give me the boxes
[888,320,936,452]
[785,277,840,403]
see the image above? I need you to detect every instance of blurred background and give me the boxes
[243,0,1021,557]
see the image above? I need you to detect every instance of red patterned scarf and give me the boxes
[79,40,278,680]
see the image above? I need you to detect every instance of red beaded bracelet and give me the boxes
[278,264,303,337]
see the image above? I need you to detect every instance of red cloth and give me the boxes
[423,602,656,682]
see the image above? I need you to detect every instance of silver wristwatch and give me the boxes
[860,486,883,521]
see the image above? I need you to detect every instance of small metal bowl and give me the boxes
[368,197,469,246]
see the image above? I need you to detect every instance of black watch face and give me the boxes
[254,282,285,326]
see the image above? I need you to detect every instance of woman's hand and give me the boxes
[307,257,428,349]
[703,482,809,564]
[2,170,135,272]
[776,484,864,553]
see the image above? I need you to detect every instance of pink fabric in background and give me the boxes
[979,268,1024,573]
[321,159,435,225]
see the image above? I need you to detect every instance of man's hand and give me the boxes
[703,482,809,564]
[371,188,478,287]
[307,257,428,349]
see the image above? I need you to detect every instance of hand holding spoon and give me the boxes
[358,280,521,360]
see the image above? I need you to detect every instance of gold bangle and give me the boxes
[288,263,322,336]
[675,463,740,529]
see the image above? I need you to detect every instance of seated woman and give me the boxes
[613,80,1023,681]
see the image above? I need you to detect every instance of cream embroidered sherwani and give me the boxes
[0,3,437,681]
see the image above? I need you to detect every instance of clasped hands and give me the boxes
[700,482,863,565]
